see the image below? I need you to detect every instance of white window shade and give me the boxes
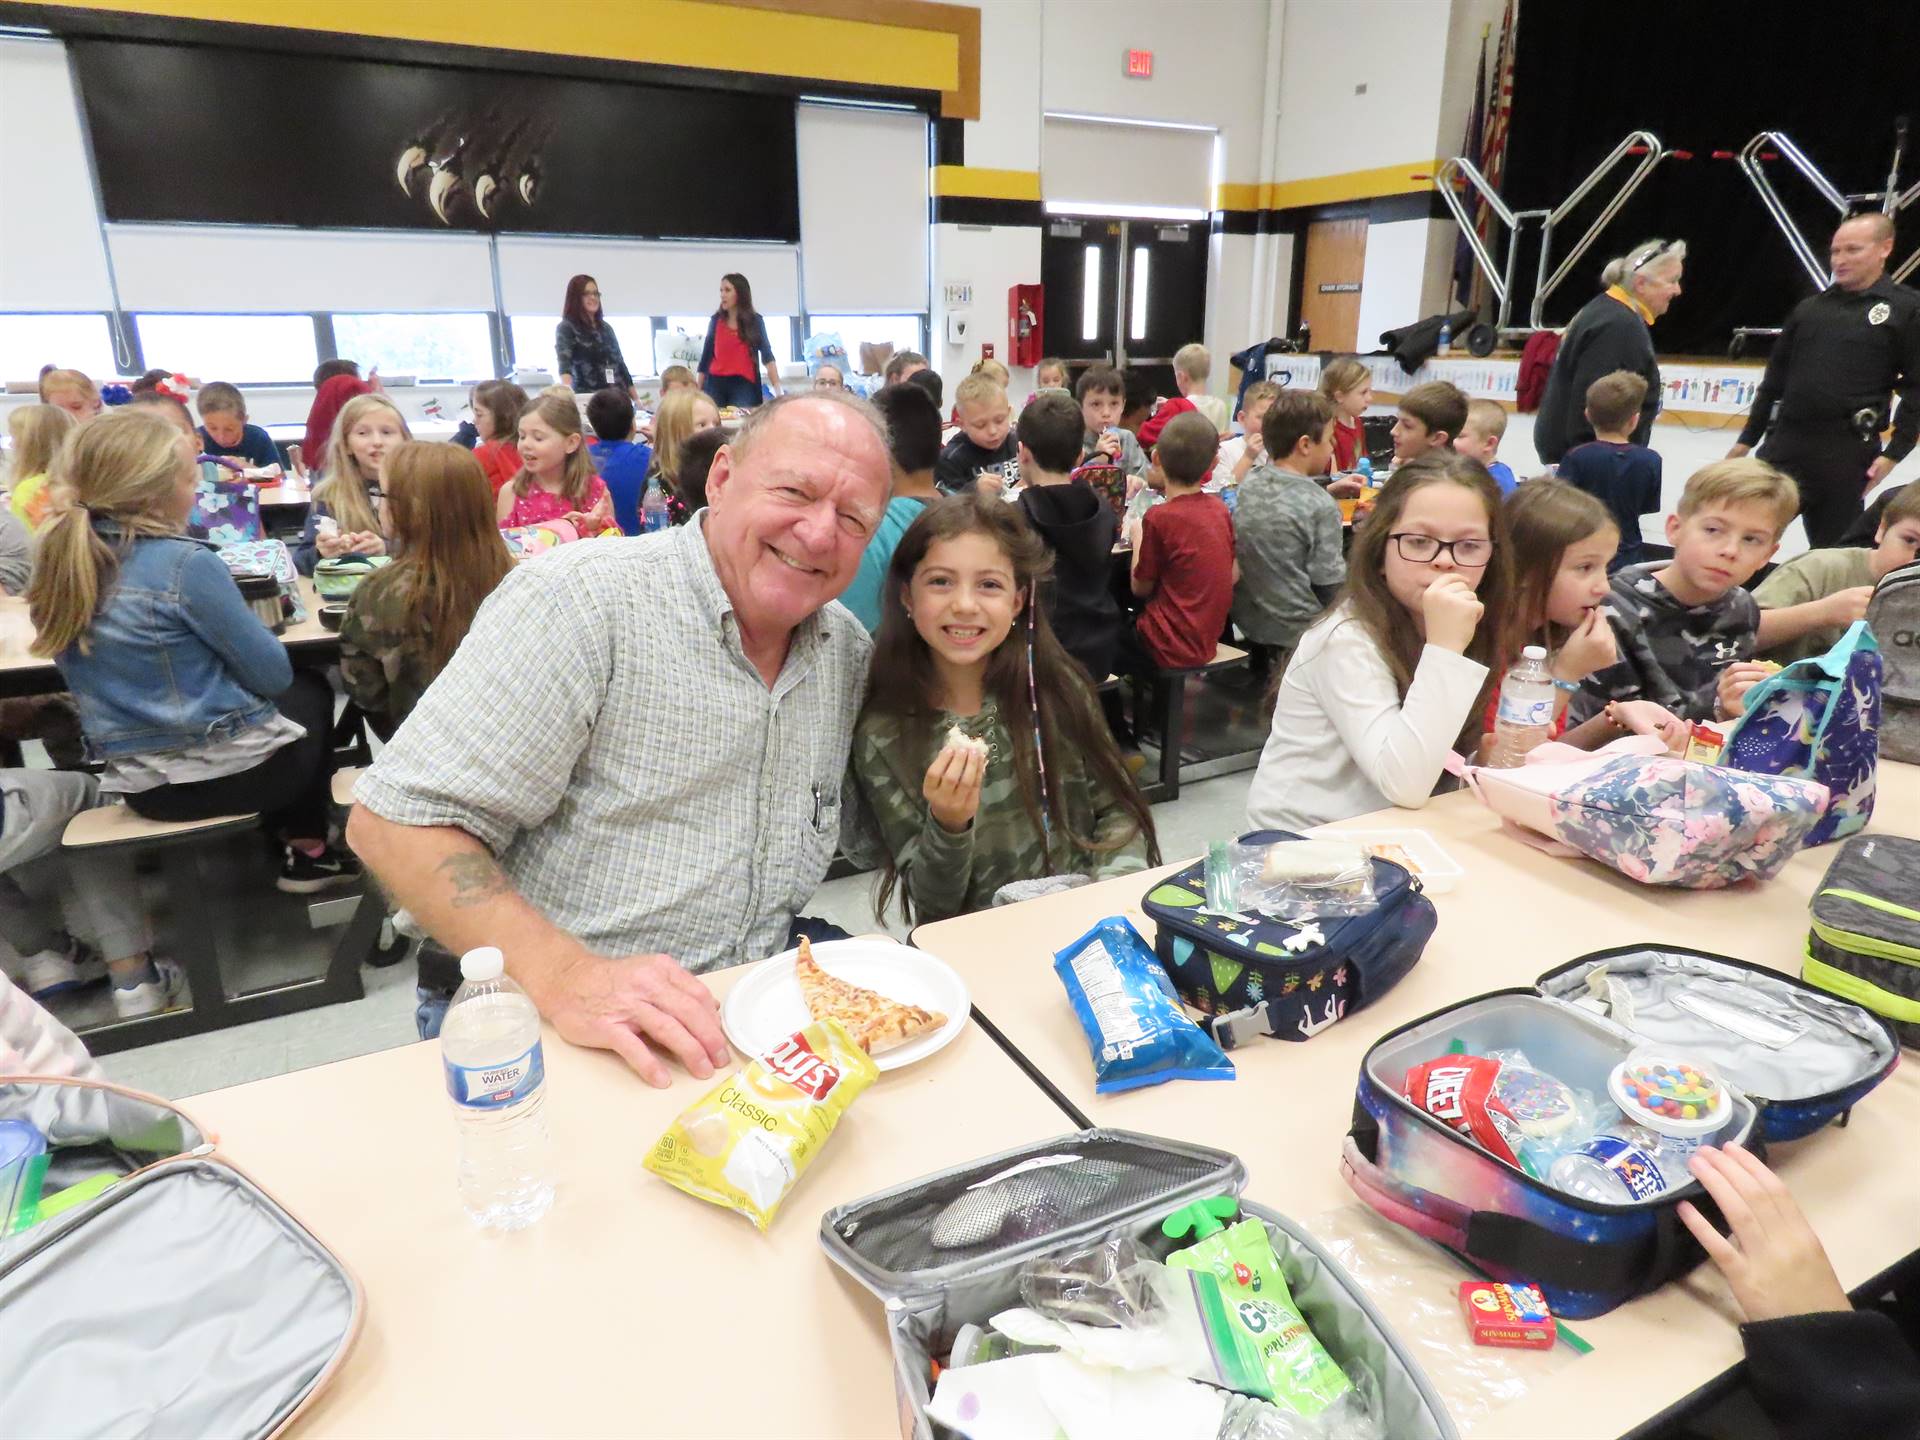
[106,226,495,312]
[1041,117,1214,215]
[796,103,928,313]
[0,38,113,311]
[494,238,798,318]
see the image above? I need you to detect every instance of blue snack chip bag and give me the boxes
[1053,916,1235,1093]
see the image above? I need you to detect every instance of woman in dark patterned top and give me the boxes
[554,274,634,397]
[338,443,514,739]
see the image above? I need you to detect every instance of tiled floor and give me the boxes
[93,768,1257,1101]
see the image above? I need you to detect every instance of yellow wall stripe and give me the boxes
[933,166,1042,202]
[21,0,976,115]
[1214,163,1442,213]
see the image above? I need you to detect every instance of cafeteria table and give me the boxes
[0,575,339,699]
[914,764,1920,1438]
[184,947,1072,1438]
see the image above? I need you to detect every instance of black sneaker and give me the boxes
[277,845,363,895]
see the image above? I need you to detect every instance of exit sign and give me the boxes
[1125,48,1153,79]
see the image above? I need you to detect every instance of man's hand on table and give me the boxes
[532,947,732,1089]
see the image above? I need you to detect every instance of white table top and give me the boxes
[915,763,1920,1438]
[183,953,1070,1438]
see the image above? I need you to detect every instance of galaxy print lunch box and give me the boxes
[1343,945,1897,1319]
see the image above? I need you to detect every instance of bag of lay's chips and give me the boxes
[645,1019,877,1231]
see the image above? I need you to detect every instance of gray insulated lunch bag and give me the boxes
[0,1076,363,1438]
[1868,558,1920,762]
[1806,833,1920,1045]
[819,1129,1458,1440]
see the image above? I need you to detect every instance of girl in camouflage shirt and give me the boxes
[852,494,1157,923]
[338,444,515,738]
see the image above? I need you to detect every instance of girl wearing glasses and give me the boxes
[1246,453,1513,831]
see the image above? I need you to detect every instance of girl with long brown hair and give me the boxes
[851,493,1158,924]
[1498,480,1687,753]
[1246,451,1516,831]
[29,408,356,900]
[697,271,782,410]
[339,443,515,736]
[497,392,616,536]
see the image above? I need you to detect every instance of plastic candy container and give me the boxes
[1610,1056,1729,1136]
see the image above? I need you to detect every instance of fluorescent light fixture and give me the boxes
[1082,245,1101,341]
[1130,246,1150,340]
[1046,201,1208,222]
[1043,110,1218,134]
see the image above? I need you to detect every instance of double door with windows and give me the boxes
[1039,218,1208,396]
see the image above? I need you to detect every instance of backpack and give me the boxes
[1719,620,1881,844]
[1868,560,1920,763]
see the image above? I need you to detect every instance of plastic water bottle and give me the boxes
[1550,1125,1691,1205]
[641,476,670,533]
[1438,320,1453,357]
[1487,645,1557,768]
[1357,455,1377,488]
[441,947,554,1230]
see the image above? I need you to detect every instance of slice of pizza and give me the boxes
[793,936,947,1055]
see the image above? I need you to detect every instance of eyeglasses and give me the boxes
[1387,532,1493,567]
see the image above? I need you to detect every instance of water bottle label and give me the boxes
[1496,694,1556,728]
[1573,1134,1666,1201]
[445,1040,545,1109]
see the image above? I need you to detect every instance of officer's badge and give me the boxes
[1869,302,1891,325]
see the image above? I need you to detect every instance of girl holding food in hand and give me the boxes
[851,493,1157,923]
[1495,480,1689,753]
[1247,452,1515,832]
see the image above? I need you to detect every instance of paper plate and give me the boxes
[721,939,970,1073]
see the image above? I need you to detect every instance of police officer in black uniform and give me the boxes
[1729,213,1920,546]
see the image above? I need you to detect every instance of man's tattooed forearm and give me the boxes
[438,853,512,908]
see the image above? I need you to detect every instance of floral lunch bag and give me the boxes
[1461,736,1830,889]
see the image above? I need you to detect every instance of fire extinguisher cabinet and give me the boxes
[1008,284,1044,369]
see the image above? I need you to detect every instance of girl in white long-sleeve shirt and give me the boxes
[1246,453,1513,831]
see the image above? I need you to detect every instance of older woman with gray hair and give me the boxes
[1534,238,1686,464]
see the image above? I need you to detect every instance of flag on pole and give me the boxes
[1451,27,1489,308]
[1481,0,1517,203]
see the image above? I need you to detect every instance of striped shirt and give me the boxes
[355,517,872,973]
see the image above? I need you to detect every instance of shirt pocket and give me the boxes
[787,775,843,911]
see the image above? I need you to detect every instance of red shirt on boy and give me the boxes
[1135,491,1236,669]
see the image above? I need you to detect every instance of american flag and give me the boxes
[1481,0,1517,206]
[1451,32,1488,308]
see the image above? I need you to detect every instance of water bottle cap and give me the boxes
[1522,645,1547,660]
[460,947,505,982]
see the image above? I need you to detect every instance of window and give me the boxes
[1129,246,1150,342]
[332,313,495,383]
[509,313,652,380]
[807,315,924,370]
[0,314,121,385]
[667,314,795,365]
[135,314,317,384]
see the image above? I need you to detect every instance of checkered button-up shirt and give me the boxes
[355,517,871,973]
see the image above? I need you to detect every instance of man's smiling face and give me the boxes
[702,398,891,635]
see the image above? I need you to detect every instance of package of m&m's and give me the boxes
[1459,1280,1557,1350]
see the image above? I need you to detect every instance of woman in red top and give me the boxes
[1319,356,1373,473]
[697,273,783,410]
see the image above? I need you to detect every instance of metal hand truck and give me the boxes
[1417,131,1691,355]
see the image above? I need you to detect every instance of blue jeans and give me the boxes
[411,918,853,1041]
[702,373,763,409]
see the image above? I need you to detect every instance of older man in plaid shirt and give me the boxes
[349,392,892,1087]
